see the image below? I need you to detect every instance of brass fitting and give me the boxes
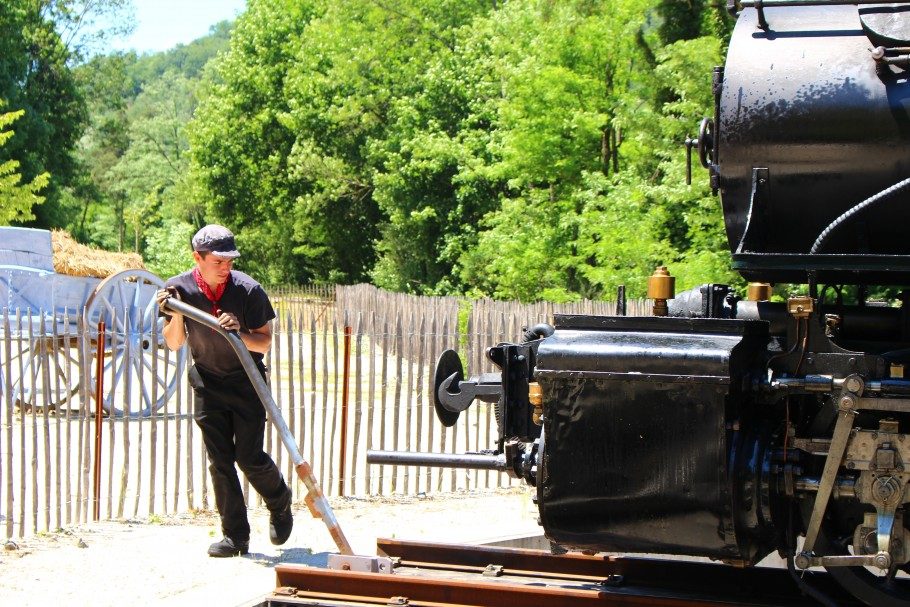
[528,382,543,425]
[747,282,772,301]
[787,296,814,319]
[647,266,675,316]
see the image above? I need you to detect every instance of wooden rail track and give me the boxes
[252,538,864,607]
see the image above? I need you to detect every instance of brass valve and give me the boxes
[528,382,543,426]
[747,282,772,301]
[647,266,675,317]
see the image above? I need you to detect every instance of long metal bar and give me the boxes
[162,297,353,555]
[367,449,508,471]
[801,398,856,554]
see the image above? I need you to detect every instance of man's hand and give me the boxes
[156,287,181,315]
[216,310,241,332]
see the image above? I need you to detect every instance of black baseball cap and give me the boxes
[192,224,241,259]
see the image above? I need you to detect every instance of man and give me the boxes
[156,224,293,557]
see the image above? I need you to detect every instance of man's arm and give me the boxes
[156,288,186,350]
[240,320,272,354]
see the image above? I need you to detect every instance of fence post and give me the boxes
[92,321,105,521]
[338,324,352,496]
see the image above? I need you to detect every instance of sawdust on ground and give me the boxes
[0,487,540,607]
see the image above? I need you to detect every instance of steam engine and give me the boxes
[370,3,910,605]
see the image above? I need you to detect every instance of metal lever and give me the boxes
[685,136,695,185]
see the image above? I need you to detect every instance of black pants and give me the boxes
[190,364,291,543]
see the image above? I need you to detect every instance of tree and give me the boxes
[0,1,86,228]
[189,0,323,285]
[0,109,49,224]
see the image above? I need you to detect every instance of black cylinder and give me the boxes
[719,5,910,283]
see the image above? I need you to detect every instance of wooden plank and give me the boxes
[319,313,329,492]
[160,321,169,515]
[327,313,340,495]
[309,315,317,484]
[366,310,376,496]
[352,313,363,496]
[285,310,295,491]
[62,314,73,527]
[117,312,131,519]
[173,339,183,514]
[186,358,196,511]
[134,308,144,518]
[414,314,425,494]
[150,307,159,516]
[402,307,414,494]
[296,310,306,501]
[271,312,282,481]
[391,315,403,494]
[3,312,13,537]
[378,318,389,495]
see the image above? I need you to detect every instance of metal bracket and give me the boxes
[327,553,395,574]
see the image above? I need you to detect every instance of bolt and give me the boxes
[794,553,811,569]
[848,461,855,469]
[874,552,892,570]
[846,377,863,393]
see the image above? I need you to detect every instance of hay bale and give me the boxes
[51,230,146,278]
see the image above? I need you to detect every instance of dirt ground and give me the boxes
[0,487,540,606]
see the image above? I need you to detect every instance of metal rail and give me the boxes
[162,298,353,555]
[255,539,862,607]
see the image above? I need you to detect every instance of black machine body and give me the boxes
[367,4,910,606]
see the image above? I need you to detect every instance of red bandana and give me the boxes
[192,268,227,316]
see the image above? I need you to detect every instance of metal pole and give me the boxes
[92,321,105,521]
[339,325,352,496]
[367,450,509,471]
[162,298,354,555]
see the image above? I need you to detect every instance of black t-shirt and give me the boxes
[165,270,276,377]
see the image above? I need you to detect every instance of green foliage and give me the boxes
[50,0,746,301]
[71,17,230,251]
[0,109,49,224]
[0,0,87,228]
[144,219,196,277]
[183,0,740,299]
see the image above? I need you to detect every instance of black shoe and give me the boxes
[269,502,293,546]
[208,536,249,557]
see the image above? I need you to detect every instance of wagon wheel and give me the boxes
[82,269,186,417]
[7,331,81,412]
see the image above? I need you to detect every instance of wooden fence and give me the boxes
[0,284,647,539]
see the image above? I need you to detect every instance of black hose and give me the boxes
[810,176,910,254]
[522,323,555,342]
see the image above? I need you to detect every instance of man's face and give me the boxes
[193,251,234,285]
